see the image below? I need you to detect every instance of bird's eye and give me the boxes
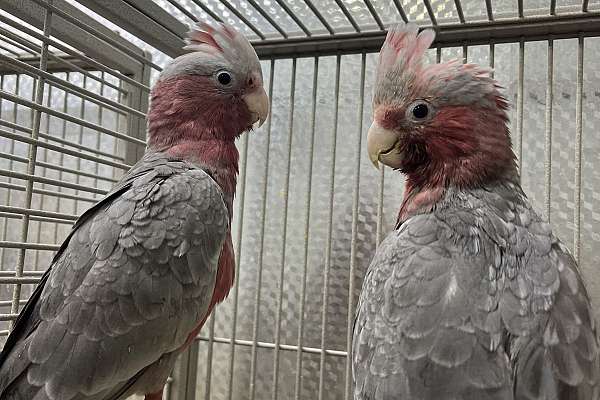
[406,100,433,122]
[412,103,429,119]
[217,71,232,85]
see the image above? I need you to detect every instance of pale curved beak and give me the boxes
[367,121,403,170]
[243,86,269,128]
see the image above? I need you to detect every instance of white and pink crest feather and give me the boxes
[183,22,261,72]
[377,23,435,81]
[374,22,501,107]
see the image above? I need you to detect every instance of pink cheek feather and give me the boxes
[149,74,251,143]
[424,106,479,161]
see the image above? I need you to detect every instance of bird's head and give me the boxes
[148,22,269,147]
[368,23,516,189]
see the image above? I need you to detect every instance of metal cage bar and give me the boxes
[485,0,494,20]
[454,0,466,23]
[216,0,266,40]
[8,0,52,326]
[248,59,275,400]
[317,54,341,400]
[333,0,361,32]
[544,39,554,221]
[226,130,250,400]
[574,35,584,262]
[273,0,312,36]
[294,56,318,400]
[423,0,438,25]
[516,39,525,175]
[0,18,147,92]
[270,57,296,400]
[303,0,335,35]
[344,52,367,400]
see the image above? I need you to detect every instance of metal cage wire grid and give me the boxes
[0,0,599,399]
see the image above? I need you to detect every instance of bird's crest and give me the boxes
[375,22,500,107]
[184,22,260,69]
[377,23,435,82]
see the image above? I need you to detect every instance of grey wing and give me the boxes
[512,237,600,400]
[353,213,513,400]
[0,159,229,400]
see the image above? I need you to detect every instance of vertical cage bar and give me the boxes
[93,73,106,201]
[516,40,524,177]
[216,0,266,39]
[544,40,554,221]
[271,57,297,400]
[436,46,441,63]
[0,74,4,266]
[363,0,385,30]
[73,74,88,216]
[550,0,557,15]
[376,168,384,246]
[344,52,366,400]
[518,0,524,18]
[317,53,341,400]
[274,0,312,36]
[454,0,465,23]
[423,0,438,25]
[202,313,215,399]
[583,0,589,12]
[32,79,55,270]
[462,45,468,62]
[50,73,70,247]
[485,0,494,20]
[303,0,335,34]
[226,128,250,400]
[574,35,584,262]
[294,57,318,400]
[248,59,275,400]
[246,0,289,38]
[0,74,17,266]
[9,0,52,326]
[391,0,408,22]
[188,0,223,23]
[165,0,200,22]
[333,0,361,32]
[489,42,495,77]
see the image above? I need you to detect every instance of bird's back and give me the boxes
[0,152,230,400]
[353,181,599,400]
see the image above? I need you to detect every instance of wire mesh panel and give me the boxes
[0,1,599,400]
[0,2,150,336]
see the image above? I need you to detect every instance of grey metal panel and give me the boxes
[0,0,143,73]
[74,0,189,58]
[252,12,600,59]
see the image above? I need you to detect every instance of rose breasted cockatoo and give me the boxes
[353,23,599,400]
[0,22,268,400]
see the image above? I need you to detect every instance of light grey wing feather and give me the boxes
[0,152,229,400]
[353,184,600,400]
[353,212,514,400]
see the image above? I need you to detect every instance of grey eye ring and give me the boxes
[406,100,434,122]
[217,71,232,85]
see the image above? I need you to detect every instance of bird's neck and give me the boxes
[397,104,518,226]
[149,122,239,213]
[397,171,520,227]
[170,138,238,201]
[147,95,240,211]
